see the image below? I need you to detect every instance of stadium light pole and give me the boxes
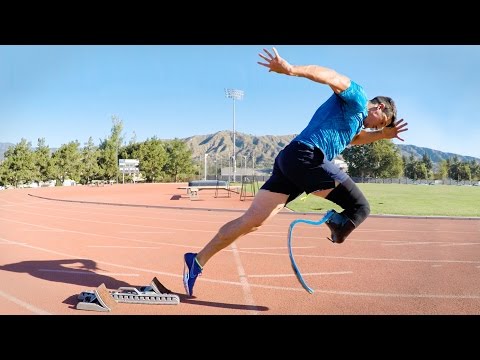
[225,88,244,183]
[204,153,208,180]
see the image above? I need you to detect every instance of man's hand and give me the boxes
[383,119,409,141]
[258,47,293,75]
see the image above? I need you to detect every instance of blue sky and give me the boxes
[1,45,479,158]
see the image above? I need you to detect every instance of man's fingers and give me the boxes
[396,135,405,141]
[257,61,269,68]
[263,48,274,59]
[258,53,270,62]
[272,47,279,58]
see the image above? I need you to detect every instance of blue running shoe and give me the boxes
[183,252,203,296]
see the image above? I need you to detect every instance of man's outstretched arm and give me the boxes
[258,47,350,94]
[350,119,409,145]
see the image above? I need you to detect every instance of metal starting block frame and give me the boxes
[76,277,180,312]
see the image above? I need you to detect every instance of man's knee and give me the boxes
[326,178,370,227]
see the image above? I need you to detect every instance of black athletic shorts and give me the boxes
[261,141,349,204]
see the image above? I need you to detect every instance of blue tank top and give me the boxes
[293,81,367,161]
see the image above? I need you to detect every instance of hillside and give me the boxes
[183,131,480,168]
[1,133,479,168]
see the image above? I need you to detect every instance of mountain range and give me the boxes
[1,131,479,168]
[182,131,480,169]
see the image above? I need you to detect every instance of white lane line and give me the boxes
[8,204,479,236]
[384,241,448,246]
[0,289,52,315]
[87,244,195,249]
[248,271,353,278]
[439,243,480,247]
[230,242,258,315]
[119,231,174,234]
[4,208,477,244]
[384,241,480,247]
[0,216,204,248]
[38,269,139,276]
[237,250,480,264]
[240,246,316,250]
[246,283,480,299]
[356,229,479,234]
[0,210,217,234]
[2,235,480,301]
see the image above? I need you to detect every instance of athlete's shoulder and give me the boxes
[338,80,367,107]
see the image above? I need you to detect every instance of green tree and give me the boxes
[342,144,371,177]
[468,160,480,181]
[343,140,403,178]
[448,156,460,181]
[371,140,403,178]
[436,159,449,180]
[421,153,433,179]
[81,137,102,184]
[164,139,195,182]
[0,161,6,187]
[98,115,124,182]
[52,141,82,183]
[137,137,168,182]
[34,138,55,184]
[404,155,416,179]
[459,162,472,181]
[2,139,36,187]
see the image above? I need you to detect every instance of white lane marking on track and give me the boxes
[2,235,480,301]
[119,231,174,234]
[0,216,205,248]
[0,209,217,233]
[439,243,480,247]
[4,207,479,244]
[248,271,353,278]
[230,242,258,315]
[87,245,195,249]
[237,250,480,264]
[246,283,480,299]
[356,228,478,234]
[23,229,65,232]
[38,269,139,276]
[240,246,316,250]
[384,241,480,247]
[0,289,51,315]
[6,203,480,235]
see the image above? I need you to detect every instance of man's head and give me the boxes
[363,96,397,130]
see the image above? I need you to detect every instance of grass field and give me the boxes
[274,183,480,217]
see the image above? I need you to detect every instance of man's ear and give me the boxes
[378,103,385,110]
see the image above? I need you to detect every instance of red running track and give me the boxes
[1,183,479,315]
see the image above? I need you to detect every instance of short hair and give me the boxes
[370,96,397,127]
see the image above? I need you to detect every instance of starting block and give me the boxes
[76,277,180,312]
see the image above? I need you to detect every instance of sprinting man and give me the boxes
[183,47,408,296]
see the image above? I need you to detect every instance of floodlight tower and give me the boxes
[225,88,244,182]
[204,153,208,180]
